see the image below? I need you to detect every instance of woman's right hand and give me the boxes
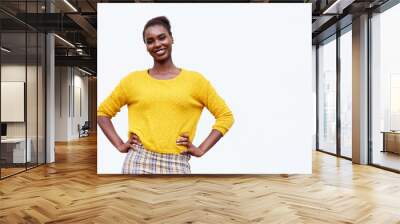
[117,142,131,153]
[117,133,142,153]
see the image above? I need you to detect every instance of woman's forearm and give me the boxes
[198,129,223,155]
[97,116,125,149]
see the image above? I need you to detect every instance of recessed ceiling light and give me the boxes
[322,0,354,15]
[54,34,75,48]
[78,67,93,76]
[1,47,11,53]
[63,0,78,12]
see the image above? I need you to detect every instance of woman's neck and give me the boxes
[151,58,179,75]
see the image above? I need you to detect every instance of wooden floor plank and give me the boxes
[0,134,400,223]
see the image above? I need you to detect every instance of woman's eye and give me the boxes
[159,35,166,40]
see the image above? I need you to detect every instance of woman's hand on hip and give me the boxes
[177,133,205,157]
[117,134,142,153]
[129,133,143,147]
[116,142,131,153]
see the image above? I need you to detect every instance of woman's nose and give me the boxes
[154,40,162,47]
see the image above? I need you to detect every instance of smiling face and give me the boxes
[144,25,174,63]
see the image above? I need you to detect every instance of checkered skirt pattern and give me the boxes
[122,144,191,174]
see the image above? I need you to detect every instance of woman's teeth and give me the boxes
[155,49,166,55]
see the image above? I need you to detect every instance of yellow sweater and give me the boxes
[97,68,234,154]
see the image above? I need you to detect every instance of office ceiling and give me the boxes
[0,0,394,75]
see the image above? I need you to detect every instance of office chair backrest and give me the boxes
[82,121,90,129]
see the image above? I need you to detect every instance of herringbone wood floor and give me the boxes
[1,135,400,224]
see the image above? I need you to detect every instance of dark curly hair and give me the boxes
[142,16,172,43]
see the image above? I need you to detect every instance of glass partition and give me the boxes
[317,36,337,155]
[0,1,46,179]
[339,28,352,158]
[1,31,28,177]
[371,3,400,171]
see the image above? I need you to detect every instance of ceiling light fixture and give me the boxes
[76,48,85,55]
[1,47,11,53]
[78,67,93,76]
[63,0,78,12]
[323,0,342,14]
[322,0,354,15]
[54,34,75,48]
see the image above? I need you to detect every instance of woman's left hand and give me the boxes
[177,133,205,157]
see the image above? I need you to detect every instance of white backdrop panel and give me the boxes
[97,3,312,174]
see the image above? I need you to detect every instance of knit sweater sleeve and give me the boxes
[200,78,234,136]
[97,78,129,118]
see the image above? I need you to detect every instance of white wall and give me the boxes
[55,66,69,141]
[55,67,89,141]
[73,69,89,136]
[1,65,36,138]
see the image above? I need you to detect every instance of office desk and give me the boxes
[381,131,400,154]
[1,138,31,163]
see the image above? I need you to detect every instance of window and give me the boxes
[340,28,352,158]
[318,36,337,154]
[370,3,400,171]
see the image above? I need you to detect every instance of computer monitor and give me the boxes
[1,123,7,137]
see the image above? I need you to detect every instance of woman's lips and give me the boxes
[154,48,166,56]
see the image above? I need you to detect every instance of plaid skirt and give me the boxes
[122,144,191,174]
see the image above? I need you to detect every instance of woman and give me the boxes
[97,16,234,174]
